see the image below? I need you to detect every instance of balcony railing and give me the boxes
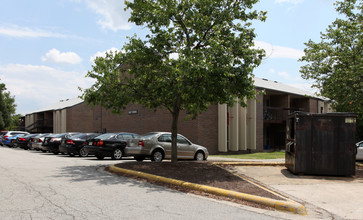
[263,107,305,123]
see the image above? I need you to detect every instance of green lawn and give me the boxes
[210,151,285,159]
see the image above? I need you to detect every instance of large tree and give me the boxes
[0,82,16,130]
[82,0,266,162]
[300,0,362,140]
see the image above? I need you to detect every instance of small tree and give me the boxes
[299,0,362,140]
[82,0,266,162]
[0,82,16,130]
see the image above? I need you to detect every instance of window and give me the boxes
[177,135,189,144]
[158,134,172,143]
[117,134,133,140]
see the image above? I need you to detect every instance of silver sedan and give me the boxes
[356,141,363,160]
[126,132,208,162]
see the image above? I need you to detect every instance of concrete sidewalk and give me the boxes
[235,165,363,219]
[208,156,285,163]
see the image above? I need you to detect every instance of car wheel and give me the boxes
[53,152,59,155]
[111,148,123,160]
[134,156,145,162]
[96,154,104,160]
[151,150,164,162]
[69,153,75,157]
[194,151,205,161]
[79,147,88,157]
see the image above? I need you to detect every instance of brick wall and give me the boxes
[66,102,219,154]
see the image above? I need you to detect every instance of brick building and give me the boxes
[24,78,331,154]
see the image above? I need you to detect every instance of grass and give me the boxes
[210,151,285,159]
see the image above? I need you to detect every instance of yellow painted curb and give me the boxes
[109,165,307,215]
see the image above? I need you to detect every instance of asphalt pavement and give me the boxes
[0,146,285,220]
[2,146,362,219]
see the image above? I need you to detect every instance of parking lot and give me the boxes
[2,141,363,219]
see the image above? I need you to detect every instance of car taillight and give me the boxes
[84,141,88,145]
[97,141,104,146]
[39,139,43,143]
[66,140,75,145]
[4,136,9,140]
[19,138,26,141]
[138,141,144,147]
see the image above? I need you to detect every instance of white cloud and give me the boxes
[0,64,94,115]
[90,47,119,63]
[255,41,305,59]
[41,49,82,65]
[278,71,290,79]
[274,0,304,4]
[77,0,132,31]
[0,23,66,38]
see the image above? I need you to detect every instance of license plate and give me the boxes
[89,142,93,146]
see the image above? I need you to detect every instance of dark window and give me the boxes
[158,134,172,143]
[177,135,189,144]
[117,134,133,140]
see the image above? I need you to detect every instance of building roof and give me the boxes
[253,78,329,101]
[30,97,84,114]
[26,78,329,115]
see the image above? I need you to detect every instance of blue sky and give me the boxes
[0,0,338,115]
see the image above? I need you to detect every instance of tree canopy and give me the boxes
[300,0,363,140]
[0,82,16,130]
[82,0,266,162]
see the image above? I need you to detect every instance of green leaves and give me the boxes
[83,0,265,162]
[300,0,362,139]
[0,82,17,130]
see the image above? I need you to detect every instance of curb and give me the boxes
[109,164,307,215]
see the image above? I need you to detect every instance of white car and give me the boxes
[356,141,363,160]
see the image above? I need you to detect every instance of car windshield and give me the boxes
[70,133,87,139]
[95,133,116,140]
[37,133,51,138]
[23,134,37,138]
[54,133,66,138]
[141,132,159,139]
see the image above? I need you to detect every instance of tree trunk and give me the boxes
[171,96,181,163]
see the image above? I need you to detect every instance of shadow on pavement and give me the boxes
[52,164,183,195]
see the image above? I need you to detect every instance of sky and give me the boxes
[0,0,339,115]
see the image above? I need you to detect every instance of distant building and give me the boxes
[24,78,332,154]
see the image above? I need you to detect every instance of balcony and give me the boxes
[263,107,305,124]
[26,119,53,133]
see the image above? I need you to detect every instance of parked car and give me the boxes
[356,141,363,160]
[1,131,29,146]
[42,133,79,154]
[84,132,139,160]
[16,133,41,150]
[126,132,209,162]
[0,131,8,146]
[7,133,29,147]
[59,133,100,157]
[32,133,53,152]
